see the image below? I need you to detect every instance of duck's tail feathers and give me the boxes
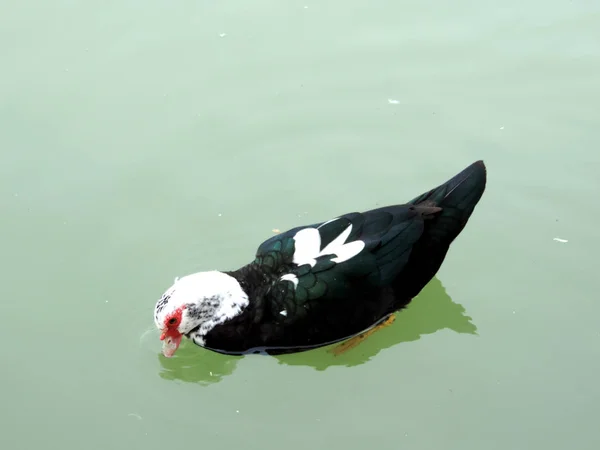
[410,160,487,241]
[391,160,486,301]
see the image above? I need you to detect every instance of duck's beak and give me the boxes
[160,329,182,358]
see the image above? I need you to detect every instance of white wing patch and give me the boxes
[331,241,365,263]
[292,220,365,267]
[319,223,352,256]
[280,273,299,288]
[291,228,321,267]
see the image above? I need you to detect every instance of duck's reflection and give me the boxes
[157,277,477,384]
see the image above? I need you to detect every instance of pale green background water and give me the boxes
[2,1,600,449]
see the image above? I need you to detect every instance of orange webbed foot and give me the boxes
[330,314,396,356]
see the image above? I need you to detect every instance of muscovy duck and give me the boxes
[155,160,486,357]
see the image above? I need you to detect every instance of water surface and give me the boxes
[2,1,600,449]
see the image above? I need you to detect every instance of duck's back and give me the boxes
[205,161,486,355]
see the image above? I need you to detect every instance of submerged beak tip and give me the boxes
[160,330,182,357]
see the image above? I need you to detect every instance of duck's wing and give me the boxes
[252,205,440,323]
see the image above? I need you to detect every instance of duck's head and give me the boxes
[153,270,249,357]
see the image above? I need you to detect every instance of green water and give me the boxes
[2,1,600,449]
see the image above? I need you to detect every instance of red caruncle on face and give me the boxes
[160,305,186,358]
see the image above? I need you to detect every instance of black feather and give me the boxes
[203,161,487,355]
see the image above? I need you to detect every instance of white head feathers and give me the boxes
[154,271,249,344]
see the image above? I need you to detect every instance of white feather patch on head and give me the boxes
[292,220,365,267]
[154,271,249,346]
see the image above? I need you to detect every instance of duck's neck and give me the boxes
[226,263,277,298]
[185,271,250,344]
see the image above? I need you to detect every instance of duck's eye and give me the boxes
[168,318,177,325]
